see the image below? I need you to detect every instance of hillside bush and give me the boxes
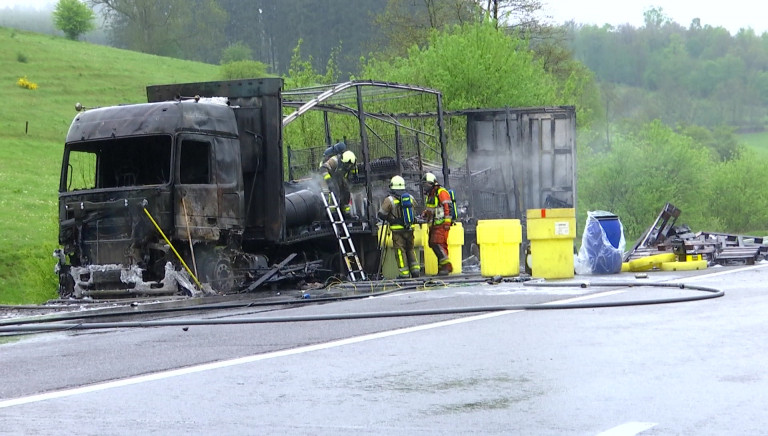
[52,0,95,40]
[220,42,252,64]
[219,60,269,80]
[578,120,716,241]
[708,151,768,233]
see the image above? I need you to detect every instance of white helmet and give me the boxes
[389,175,406,190]
[422,172,437,186]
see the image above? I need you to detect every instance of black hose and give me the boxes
[0,281,723,333]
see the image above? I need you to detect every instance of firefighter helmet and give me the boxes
[390,175,406,190]
[422,172,437,186]
[341,150,356,165]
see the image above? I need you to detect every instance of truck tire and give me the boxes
[196,247,237,293]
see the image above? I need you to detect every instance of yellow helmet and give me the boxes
[341,150,356,165]
[389,175,406,190]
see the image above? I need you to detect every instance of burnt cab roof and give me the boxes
[65,100,238,143]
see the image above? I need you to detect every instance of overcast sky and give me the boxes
[0,0,54,9]
[1,0,765,36]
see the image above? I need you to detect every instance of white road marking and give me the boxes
[597,421,657,435]
[541,290,626,304]
[3,264,761,409]
[0,309,522,409]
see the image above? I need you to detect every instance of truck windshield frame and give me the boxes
[61,135,173,192]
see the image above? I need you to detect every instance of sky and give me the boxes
[541,0,767,35]
[0,0,54,9]
[1,0,765,36]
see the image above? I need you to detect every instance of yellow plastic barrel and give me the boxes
[526,208,576,279]
[378,224,426,279]
[425,222,464,275]
[413,223,428,248]
[377,223,427,248]
[477,219,522,277]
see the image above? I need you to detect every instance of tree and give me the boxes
[372,0,479,58]
[577,120,716,239]
[220,42,252,65]
[53,0,95,40]
[89,0,226,62]
[360,22,598,118]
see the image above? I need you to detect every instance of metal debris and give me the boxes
[624,203,767,266]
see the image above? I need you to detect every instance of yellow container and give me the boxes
[413,223,428,248]
[477,219,522,277]
[424,222,464,275]
[380,247,399,279]
[526,208,576,279]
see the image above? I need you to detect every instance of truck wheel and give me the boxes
[209,256,234,292]
[197,248,237,293]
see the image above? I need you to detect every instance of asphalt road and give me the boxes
[1,263,766,435]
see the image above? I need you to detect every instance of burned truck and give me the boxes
[54,78,450,298]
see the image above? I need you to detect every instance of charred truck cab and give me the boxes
[55,78,450,298]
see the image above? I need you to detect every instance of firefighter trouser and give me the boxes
[428,224,452,273]
[323,177,352,216]
[392,230,420,278]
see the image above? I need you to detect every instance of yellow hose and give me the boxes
[143,207,203,290]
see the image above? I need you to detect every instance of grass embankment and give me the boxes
[0,27,220,304]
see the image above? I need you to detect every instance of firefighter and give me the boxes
[421,172,453,275]
[320,150,357,219]
[377,175,421,279]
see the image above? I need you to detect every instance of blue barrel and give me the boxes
[584,218,622,274]
[596,215,621,249]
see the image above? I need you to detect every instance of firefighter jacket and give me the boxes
[320,155,355,183]
[425,185,452,226]
[378,193,415,231]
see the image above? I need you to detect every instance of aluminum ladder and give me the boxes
[320,189,367,282]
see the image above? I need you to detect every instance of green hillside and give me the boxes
[0,27,221,304]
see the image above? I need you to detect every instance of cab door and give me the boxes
[174,136,220,241]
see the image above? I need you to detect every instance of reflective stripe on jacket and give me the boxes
[426,186,452,226]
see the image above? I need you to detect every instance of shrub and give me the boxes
[219,60,270,80]
[17,52,28,63]
[16,76,38,90]
[220,42,252,64]
[708,151,768,233]
[578,120,715,240]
